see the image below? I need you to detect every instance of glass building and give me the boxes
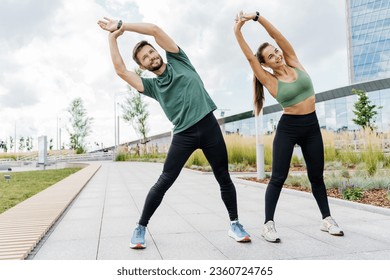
[346,0,390,83]
[122,0,390,151]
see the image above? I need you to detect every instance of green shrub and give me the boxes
[349,174,390,190]
[324,175,344,189]
[339,168,350,179]
[0,155,17,161]
[285,175,302,187]
[384,155,390,168]
[342,186,364,201]
[264,145,272,166]
[116,152,130,161]
[324,146,337,162]
[299,175,311,189]
[290,155,302,167]
[190,149,208,166]
[226,135,256,165]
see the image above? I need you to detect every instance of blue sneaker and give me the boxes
[130,224,146,249]
[228,221,251,242]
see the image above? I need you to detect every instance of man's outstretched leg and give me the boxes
[200,114,251,242]
[130,130,196,249]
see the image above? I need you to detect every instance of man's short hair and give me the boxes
[132,40,156,65]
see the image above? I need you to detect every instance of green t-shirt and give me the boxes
[141,47,217,134]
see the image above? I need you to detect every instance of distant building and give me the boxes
[123,0,390,151]
[346,0,390,83]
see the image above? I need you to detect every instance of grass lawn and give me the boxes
[0,168,81,214]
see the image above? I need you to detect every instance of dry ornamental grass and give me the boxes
[244,177,390,209]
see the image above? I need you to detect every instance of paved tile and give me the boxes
[97,235,162,260]
[30,161,390,260]
[33,239,99,260]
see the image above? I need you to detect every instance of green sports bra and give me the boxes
[275,67,315,108]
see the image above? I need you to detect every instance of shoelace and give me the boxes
[232,222,246,234]
[325,217,338,227]
[234,222,244,231]
[135,226,144,238]
[265,222,276,232]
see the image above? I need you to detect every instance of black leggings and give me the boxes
[265,111,331,223]
[138,112,238,226]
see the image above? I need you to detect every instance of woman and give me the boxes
[234,11,343,242]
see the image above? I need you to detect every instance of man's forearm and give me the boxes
[121,22,160,37]
[119,21,177,53]
[108,35,127,77]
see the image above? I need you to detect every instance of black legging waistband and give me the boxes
[279,111,318,126]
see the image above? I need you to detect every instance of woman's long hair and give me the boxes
[253,42,270,116]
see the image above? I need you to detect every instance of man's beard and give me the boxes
[147,57,163,72]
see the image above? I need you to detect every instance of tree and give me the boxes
[19,137,25,152]
[9,136,14,152]
[121,68,150,147]
[352,89,382,131]
[0,140,7,152]
[67,97,93,154]
[25,137,34,151]
[49,138,53,150]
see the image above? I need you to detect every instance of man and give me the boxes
[98,17,250,249]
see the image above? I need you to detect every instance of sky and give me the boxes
[0,0,349,152]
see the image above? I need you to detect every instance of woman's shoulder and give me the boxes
[287,62,306,73]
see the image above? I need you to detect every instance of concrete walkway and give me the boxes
[30,161,390,260]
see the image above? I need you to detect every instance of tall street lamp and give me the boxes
[57,117,61,151]
[114,91,128,160]
[255,111,265,179]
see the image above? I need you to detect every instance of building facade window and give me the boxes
[221,87,388,135]
[347,0,390,83]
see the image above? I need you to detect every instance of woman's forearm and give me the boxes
[257,16,283,42]
[234,29,256,62]
[255,14,297,61]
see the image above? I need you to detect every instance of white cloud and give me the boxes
[0,0,348,152]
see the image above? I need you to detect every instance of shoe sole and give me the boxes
[130,243,146,249]
[320,228,344,236]
[261,233,281,243]
[228,230,251,242]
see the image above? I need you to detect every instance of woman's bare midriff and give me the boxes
[282,95,316,115]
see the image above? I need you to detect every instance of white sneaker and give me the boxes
[320,216,344,236]
[262,221,281,243]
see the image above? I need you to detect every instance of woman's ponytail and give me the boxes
[253,75,264,116]
[253,42,269,116]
